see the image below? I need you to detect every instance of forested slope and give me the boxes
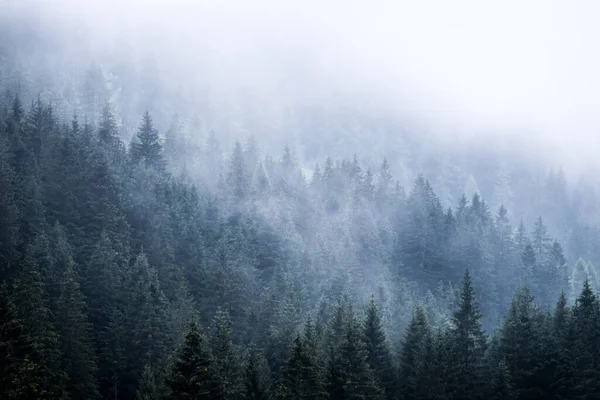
[1,92,600,399]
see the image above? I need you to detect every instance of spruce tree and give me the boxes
[244,343,272,400]
[0,284,44,399]
[489,359,515,400]
[56,258,99,400]
[136,364,159,400]
[276,334,327,400]
[570,279,600,396]
[164,321,215,399]
[363,296,396,399]
[399,305,431,400]
[130,111,165,172]
[211,309,243,399]
[338,310,383,399]
[448,269,487,400]
[12,256,66,399]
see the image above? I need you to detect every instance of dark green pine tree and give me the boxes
[130,111,166,172]
[399,305,431,400]
[97,103,125,162]
[0,131,19,277]
[448,269,487,400]
[244,343,272,400]
[363,296,397,400]
[164,321,215,400]
[123,251,171,398]
[210,309,243,399]
[488,359,516,400]
[570,279,600,397]
[83,232,127,399]
[12,256,66,400]
[550,291,576,400]
[338,309,383,399]
[497,286,549,400]
[56,257,100,400]
[276,334,327,400]
[136,364,159,400]
[0,284,44,399]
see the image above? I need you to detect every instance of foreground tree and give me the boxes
[164,321,215,399]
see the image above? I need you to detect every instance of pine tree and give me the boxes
[399,305,431,400]
[12,256,66,399]
[123,251,171,398]
[497,286,545,399]
[244,343,272,400]
[164,321,215,399]
[363,296,396,399]
[448,269,487,400]
[276,334,327,400]
[570,279,600,396]
[228,140,248,200]
[339,309,383,399]
[56,258,100,400]
[489,359,515,400]
[211,309,243,399]
[136,364,159,400]
[130,111,165,172]
[550,292,576,400]
[532,217,551,262]
[0,284,44,399]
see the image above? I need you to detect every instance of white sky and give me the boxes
[5,0,600,172]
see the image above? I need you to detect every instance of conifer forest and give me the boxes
[2,1,600,399]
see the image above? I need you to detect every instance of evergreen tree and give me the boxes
[570,279,600,396]
[0,284,44,400]
[211,309,242,399]
[363,296,396,399]
[489,359,515,400]
[276,334,327,400]
[136,364,159,400]
[399,305,431,400]
[496,286,546,400]
[244,343,272,400]
[448,269,487,400]
[164,321,215,399]
[123,251,171,398]
[11,256,66,399]
[56,258,100,400]
[130,111,166,172]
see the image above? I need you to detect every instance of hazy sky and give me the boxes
[6,0,600,172]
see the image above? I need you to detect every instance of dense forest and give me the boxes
[1,93,600,399]
[4,4,600,400]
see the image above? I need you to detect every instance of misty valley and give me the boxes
[3,2,600,400]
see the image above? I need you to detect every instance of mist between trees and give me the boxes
[3,9,600,399]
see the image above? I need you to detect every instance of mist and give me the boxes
[5,0,600,175]
[4,2,600,399]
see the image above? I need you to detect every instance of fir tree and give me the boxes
[276,334,327,400]
[56,258,100,400]
[363,296,396,399]
[164,321,215,399]
[489,359,515,400]
[244,343,272,400]
[448,269,487,400]
[211,309,242,399]
[136,364,159,400]
[0,284,44,399]
[399,305,431,400]
[130,111,165,172]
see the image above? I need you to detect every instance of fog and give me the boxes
[7,0,599,174]
[4,3,600,397]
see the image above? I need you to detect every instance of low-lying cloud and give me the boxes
[5,0,600,175]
